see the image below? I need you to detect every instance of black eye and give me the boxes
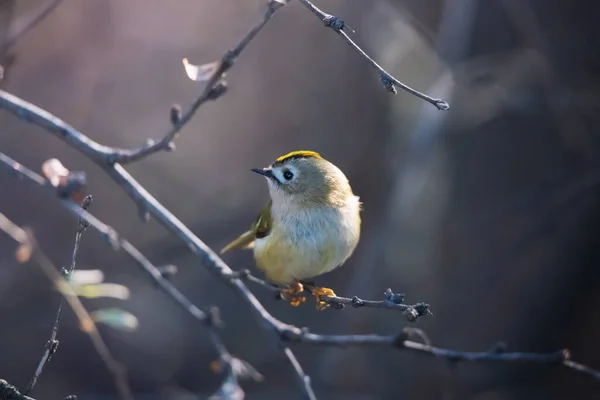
[283,170,294,181]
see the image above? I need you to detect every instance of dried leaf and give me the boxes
[182,58,219,82]
[42,158,70,187]
[15,243,32,263]
[71,283,130,300]
[90,308,139,332]
[41,158,87,202]
[70,269,105,285]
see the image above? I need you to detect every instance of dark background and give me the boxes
[1,0,600,399]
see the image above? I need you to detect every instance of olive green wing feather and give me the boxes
[220,200,272,254]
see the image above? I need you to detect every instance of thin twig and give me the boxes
[230,269,281,293]
[0,154,260,399]
[280,329,598,381]
[24,195,93,394]
[318,288,431,321]
[295,0,449,110]
[0,213,133,400]
[235,269,431,321]
[105,0,287,165]
[207,323,265,399]
[0,151,209,324]
[281,347,316,400]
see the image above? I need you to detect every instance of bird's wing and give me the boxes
[220,200,272,254]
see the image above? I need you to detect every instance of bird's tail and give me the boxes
[220,230,256,254]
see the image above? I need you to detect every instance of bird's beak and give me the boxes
[251,167,275,179]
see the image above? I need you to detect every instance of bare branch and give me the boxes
[281,347,317,400]
[0,1,287,169]
[0,154,261,399]
[234,269,431,321]
[0,213,133,400]
[0,148,316,399]
[24,195,93,394]
[296,0,450,110]
[107,0,287,165]
[315,288,431,321]
[278,328,600,382]
[2,2,599,397]
[208,322,265,399]
[0,152,209,323]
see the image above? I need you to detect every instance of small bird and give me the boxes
[221,150,361,310]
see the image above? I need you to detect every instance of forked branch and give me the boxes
[1,141,599,399]
[0,1,598,399]
[296,0,450,110]
[0,212,132,400]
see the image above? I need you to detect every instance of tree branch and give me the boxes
[0,154,264,400]
[0,1,598,398]
[0,150,316,400]
[295,0,450,110]
[99,0,287,165]
[0,213,132,400]
[24,195,93,394]
[233,269,431,321]
[2,142,600,397]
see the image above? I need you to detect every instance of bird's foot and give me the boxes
[280,281,306,307]
[310,286,337,311]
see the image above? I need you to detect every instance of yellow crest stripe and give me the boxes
[274,150,322,164]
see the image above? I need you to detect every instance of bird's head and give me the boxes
[251,150,354,208]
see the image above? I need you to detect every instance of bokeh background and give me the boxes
[1,0,600,399]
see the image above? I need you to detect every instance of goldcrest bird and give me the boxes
[220,150,361,310]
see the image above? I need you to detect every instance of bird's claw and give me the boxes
[311,287,336,311]
[280,282,306,307]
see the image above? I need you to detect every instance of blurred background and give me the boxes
[1,0,600,399]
